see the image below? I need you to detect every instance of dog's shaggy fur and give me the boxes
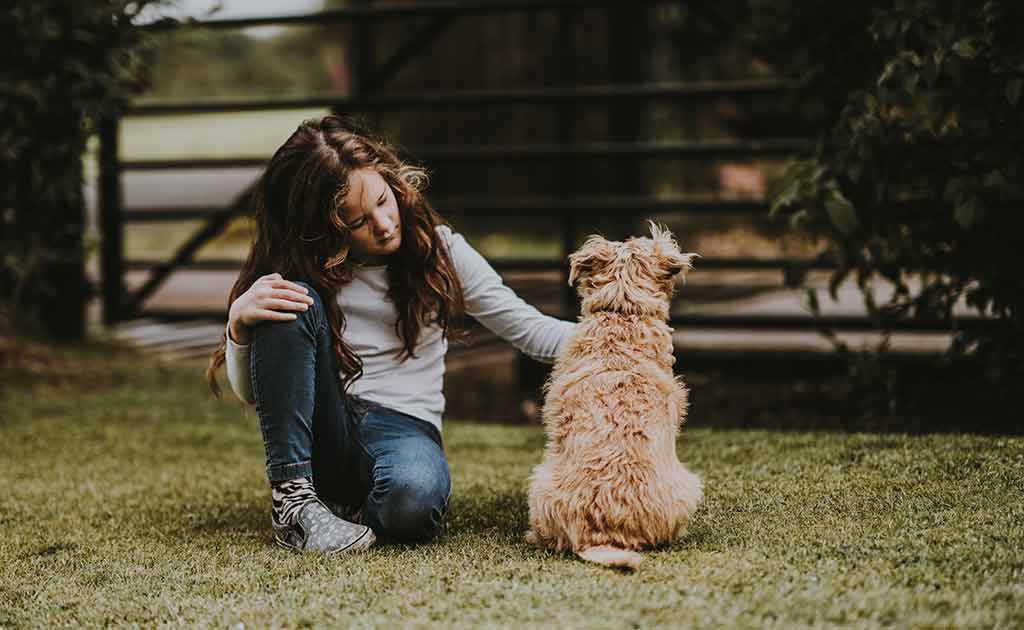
[526,222,704,570]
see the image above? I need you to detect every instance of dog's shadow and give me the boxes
[445,489,531,537]
[444,490,719,554]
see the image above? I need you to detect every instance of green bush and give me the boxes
[742,0,1023,404]
[0,1,168,338]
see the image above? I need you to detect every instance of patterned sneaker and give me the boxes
[272,499,376,554]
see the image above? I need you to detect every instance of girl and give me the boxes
[206,114,576,554]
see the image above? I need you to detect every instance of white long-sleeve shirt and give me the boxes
[225,224,577,432]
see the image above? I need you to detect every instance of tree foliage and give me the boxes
[0,1,168,338]
[742,0,1024,397]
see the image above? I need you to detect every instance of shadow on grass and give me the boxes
[512,348,1024,436]
[678,354,1024,436]
[142,499,268,543]
[442,486,723,559]
[446,488,530,537]
[151,490,532,547]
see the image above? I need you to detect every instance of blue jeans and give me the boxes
[249,281,451,543]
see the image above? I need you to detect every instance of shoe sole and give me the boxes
[274,526,376,554]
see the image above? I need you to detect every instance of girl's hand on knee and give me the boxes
[228,273,314,343]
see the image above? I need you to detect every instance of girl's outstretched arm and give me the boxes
[439,225,577,364]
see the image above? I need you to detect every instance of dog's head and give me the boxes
[568,221,697,318]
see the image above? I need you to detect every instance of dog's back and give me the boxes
[527,313,702,566]
[526,224,703,570]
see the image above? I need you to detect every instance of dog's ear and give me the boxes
[647,222,698,280]
[661,251,698,280]
[647,219,672,242]
[568,235,615,287]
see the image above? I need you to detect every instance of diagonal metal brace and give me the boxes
[123,190,251,316]
[124,10,456,317]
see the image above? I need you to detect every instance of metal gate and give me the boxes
[97,0,985,341]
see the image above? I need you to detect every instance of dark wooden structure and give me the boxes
[98,0,986,337]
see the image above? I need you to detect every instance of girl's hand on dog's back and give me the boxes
[227,273,314,344]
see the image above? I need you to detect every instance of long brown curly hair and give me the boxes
[205,114,464,398]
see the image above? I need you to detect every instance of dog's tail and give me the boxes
[577,546,643,570]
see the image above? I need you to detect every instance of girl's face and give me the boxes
[341,167,402,265]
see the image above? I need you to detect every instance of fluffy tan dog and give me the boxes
[526,222,704,570]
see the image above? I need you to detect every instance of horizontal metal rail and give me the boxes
[120,139,810,171]
[132,307,993,333]
[122,198,1021,222]
[143,0,671,30]
[127,80,796,116]
[668,314,996,332]
[123,257,835,272]
[122,195,776,222]
[125,208,225,222]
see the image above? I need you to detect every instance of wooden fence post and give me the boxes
[558,6,578,316]
[99,114,124,325]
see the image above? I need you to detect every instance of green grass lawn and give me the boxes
[2,335,1022,628]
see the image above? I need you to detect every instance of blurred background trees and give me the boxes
[1,1,169,339]
[737,0,1024,406]
[5,0,1020,418]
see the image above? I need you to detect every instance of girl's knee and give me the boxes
[252,280,325,337]
[288,281,326,319]
[369,471,450,542]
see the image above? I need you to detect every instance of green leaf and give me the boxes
[954,202,974,227]
[877,60,898,86]
[769,181,799,216]
[1007,78,1023,107]
[864,92,879,113]
[825,190,859,235]
[954,197,985,228]
[903,71,920,95]
[952,39,978,59]
[983,169,1009,192]
[788,209,809,230]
